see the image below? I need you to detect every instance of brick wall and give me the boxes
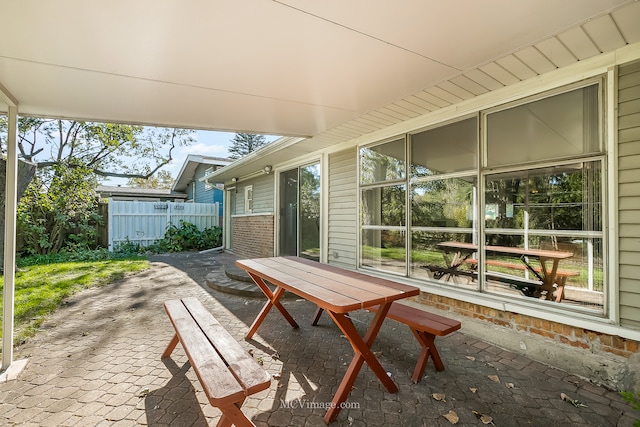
[232,215,274,259]
[416,293,639,360]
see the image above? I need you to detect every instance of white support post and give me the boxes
[2,105,18,371]
[108,198,114,251]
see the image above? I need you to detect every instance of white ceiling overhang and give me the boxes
[2,0,640,180]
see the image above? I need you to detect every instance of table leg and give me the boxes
[311,306,323,326]
[554,275,568,302]
[539,258,560,301]
[245,273,299,340]
[323,304,397,424]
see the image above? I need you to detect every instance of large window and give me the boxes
[409,117,478,285]
[483,162,603,307]
[359,138,406,274]
[486,85,600,167]
[358,80,605,314]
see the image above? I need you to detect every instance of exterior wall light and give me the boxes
[263,165,272,174]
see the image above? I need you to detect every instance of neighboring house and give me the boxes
[96,185,187,202]
[204,46,640,389]
[172,154,232,223]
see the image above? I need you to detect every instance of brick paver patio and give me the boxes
[0,251,636,426]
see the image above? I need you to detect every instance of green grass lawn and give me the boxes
[0,256,149,346]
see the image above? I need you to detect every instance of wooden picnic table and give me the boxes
[235,256,420,424]
[435,241,576,301]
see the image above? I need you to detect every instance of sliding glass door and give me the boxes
[279,163,320,260]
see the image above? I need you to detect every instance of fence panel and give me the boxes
[108,200,219,250]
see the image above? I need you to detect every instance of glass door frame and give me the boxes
[277,162,321,261]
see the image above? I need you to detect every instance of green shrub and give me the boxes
[111,239,146,258]
[147,221,222,253]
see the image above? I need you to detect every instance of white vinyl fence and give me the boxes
[108,200,220,250]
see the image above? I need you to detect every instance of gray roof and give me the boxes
[172,154,232,192]
[96,185,187,199]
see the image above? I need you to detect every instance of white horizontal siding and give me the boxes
[251,175,274,214]
[618,60,640,328]
[620,307,640,330]
[327,148,357,268]
[620,210,640,223]
[233,175,274,214]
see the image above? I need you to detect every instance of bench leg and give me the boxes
[410,329,444,383]
[161,334,180,359]
[217,398,255,427]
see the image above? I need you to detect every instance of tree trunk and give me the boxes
[0,158,37,270]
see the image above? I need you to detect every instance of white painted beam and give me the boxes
[0,81,18,108]
[2,104,18,371]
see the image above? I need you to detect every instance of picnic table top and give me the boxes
[236,256,420,314]
[437,241,574,260]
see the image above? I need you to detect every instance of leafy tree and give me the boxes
[18,164,102,254]
[1,118,194,180]
[299,164,320,253]
[127,170,174,189]
[0,117,194,254]
[227,133,268,159]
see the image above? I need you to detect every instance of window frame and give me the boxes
[356,77,607,317]
[358,136,408,275]
[244,185,253,214]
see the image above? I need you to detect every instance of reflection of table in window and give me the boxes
[432,241,577,302]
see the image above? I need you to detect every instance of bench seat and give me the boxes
[424,263,541,294]
[163,297,270,426]
[366,303,461,383]
[423,264,477,280]
[465,259,579,300]
[311,303,461,383]
[464,258,579,278]
[425,260,579,301]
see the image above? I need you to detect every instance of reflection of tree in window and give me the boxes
[359,140,405,185]
[412,179,473,228]
[485,162,601,248]
[361,186,405,226]
[300,165,320,255]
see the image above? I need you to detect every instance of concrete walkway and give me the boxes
[0,251,636,426]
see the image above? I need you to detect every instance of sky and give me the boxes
[104,130,280,187]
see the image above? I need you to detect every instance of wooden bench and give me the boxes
[464,258,579,300]
[425,260,579,300]
[163,297,271,427]
[311,303,461,384]
[423,264,477,281]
